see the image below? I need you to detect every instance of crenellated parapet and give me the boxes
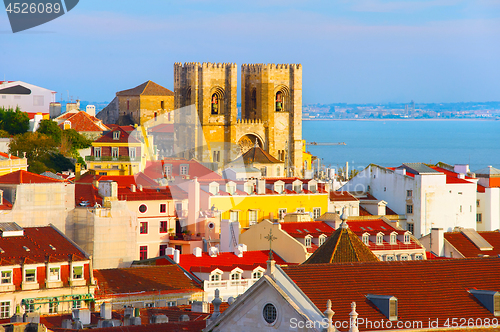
[174,62,237,69]
[241,63,302,73]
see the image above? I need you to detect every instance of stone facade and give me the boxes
[174,62,303,176]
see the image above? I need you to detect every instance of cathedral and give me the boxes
[173,62,304,177]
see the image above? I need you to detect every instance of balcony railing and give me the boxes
[204,279,258,290]
[85,156,141,162]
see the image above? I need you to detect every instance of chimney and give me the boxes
[209,246,219,257]
[100,303,112,320]
[431,228,444,257]
[395,168,406,176]
[130,184,136,192]
[458,173,465,179]
[137,184,143,191]
[193,247,202,257]
[165,247,174,256]
[173,249,180,264]
[257,179,266,194]
[191,301,209,313]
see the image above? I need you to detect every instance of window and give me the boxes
[49,299,58,314]
[293,183,302,193]
[305,236,312,247]
[210,273,220,282]
[244,183,253,195]
[140,246,148,260]
[63,120,71,130]
[73,298,81,309]
[164,165,172,177]
[113,131,120,140]
[400,255,409,261]
[390,234,397,244]
[159,244,169,256]
[276,166,280,176]
[376,234,383,245]
[362,234,369,246]
[404,233,410,243]
[414,254,423,260]
[278,209,287,220]
[94,147,101,158]
[160,221,168,233]
[263,303,277,324]
[253,271,263,279]
[406,204,413,214]
[260,167,267,177]
[275,91,284,112]
[460,205,462,213]
[319,235,327,246]
[230,211,239,223]
[180,165,189,175]
[167,301,176,307]
[209,183,219,195]
[477,200,480,207]
[386,255,395,261]
[1,271,11,284]
[0,302,10,318]
[230,272,241,280]
[274,184,283,194]
[139,204,147,213]
[25,269,36,282]
[407,190,412,197]
[309,184,317,193]
[248,210,258,226]
[296,208,305,213]
[140,222,148,234]
[160,204,166,213]
[211,93,219,114]
[24,300,35,313]
[73,266,83,279]
[477,213,482,223]
[227,183,236,195]
[112,147,119,159]
[129,147,136,159]
[407,223,414,234]
[213,151,220,163]
[49,267,60,281]
[313,208,321,219]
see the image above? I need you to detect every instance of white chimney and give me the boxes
[165,247,174,256]
[395,168,406,176]
[86,105,96,117]
[137,184,143,191]
[257,179,266,195]
[100,303,112,320]
[458,173,465,179]
[193,247,202,257]
[209,246,219,257]
[454,164,470,174]
[173,249,180,264]
[431,228,444,257]
[130,184,136,192]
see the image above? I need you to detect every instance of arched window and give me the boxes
[275,91,283,111]
[390,233,397,244]
[404,233,411,244]
[305,235,312,247]
[276,166,281,177]
[376,233,384,245]
[211,93,219,114]
[319,234,327,246]
[362,234,369,246]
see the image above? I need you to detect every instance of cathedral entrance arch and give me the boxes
[238,134,264,154]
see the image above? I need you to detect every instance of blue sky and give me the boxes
[1,0,499,104]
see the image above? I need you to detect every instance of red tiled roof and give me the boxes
[57,111,108,132]
[93,265,202,297]
[155,250,287,273]
[283,258,500,330]
[359,206,372,216]
[0,152,21,160]
[0,197,13,210]
[25,112,49,120]
[148,123,174,133]
[76,173,159,189]
[0,170,66,184]
[445,231,500,258]
[430,166,475,184]
[281,222,334,238]
[75,183,102,207]
[105,124,135,133]
[477,184,486,193]
[0,226,86,266]
[330,191,358,201]
[346,219,397,233]
[237,146,282,164]
[94,127,140,144]
[116,81,174,97]
[144,159,222,181]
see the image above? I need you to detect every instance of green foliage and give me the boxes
[0,130,10,138]
[0,107,29,135]
[37,119,62,144]
[44,153,75,173]
[62,129,92,150]
[8,132,58,161]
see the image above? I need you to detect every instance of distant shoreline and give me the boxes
[303,118,498,121]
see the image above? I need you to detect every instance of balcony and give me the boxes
[85,156,141,162]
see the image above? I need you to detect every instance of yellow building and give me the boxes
[0,152,28,176]
[199,178,329,229]
[116,81,174,126]
[302,139,313,173]
[86,127,143,176]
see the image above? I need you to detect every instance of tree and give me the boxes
[8,132,58,162]
[37,119,62,144]
[0,107,29,135]
[0,130,10,138]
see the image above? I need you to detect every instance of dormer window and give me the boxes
[230,268,243,285]
[366,294,398,321]
[63,120,71,130]
[244,182,254,195]
[226,182,236,195]
[362,233,369,246]
[404,233,411,244]
[308,180,317,193]
[274,183,284,194]
[24,269,36,283]
[164,165,172,177]
[180,164,189,175]
[209,182,219,195]
[319,234,327,246]
[305,235,312,248]
[113,131,120,140]
[469,290,500,316]
[293,181,302,193]
[376,233,384,245]
[390,233,397,245]
[252,268,265,279]
[209,270,222,282]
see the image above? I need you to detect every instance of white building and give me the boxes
[0,81,56,113]
[474,166,500,231]
[342,163,477,238]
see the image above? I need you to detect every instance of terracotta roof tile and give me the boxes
[95,127,140,144]
[283,258,500,330]
[116,81,174,97]
[303,225,379,264]
[330,191,358,201]
[0,226,86,266]
[93,265,202,297]
[237,145,282,164]
[57,111,108,132]
[445,231,500,258]
[144,159,222,181]
[281,222,335,238]
[0,170,67,184]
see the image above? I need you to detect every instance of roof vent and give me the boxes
[469,290,500,316]
[0,248,4,254]
[0,222,24,237]
[366,294,398,321]
[49,244,56,251]
[23,246,30,252]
